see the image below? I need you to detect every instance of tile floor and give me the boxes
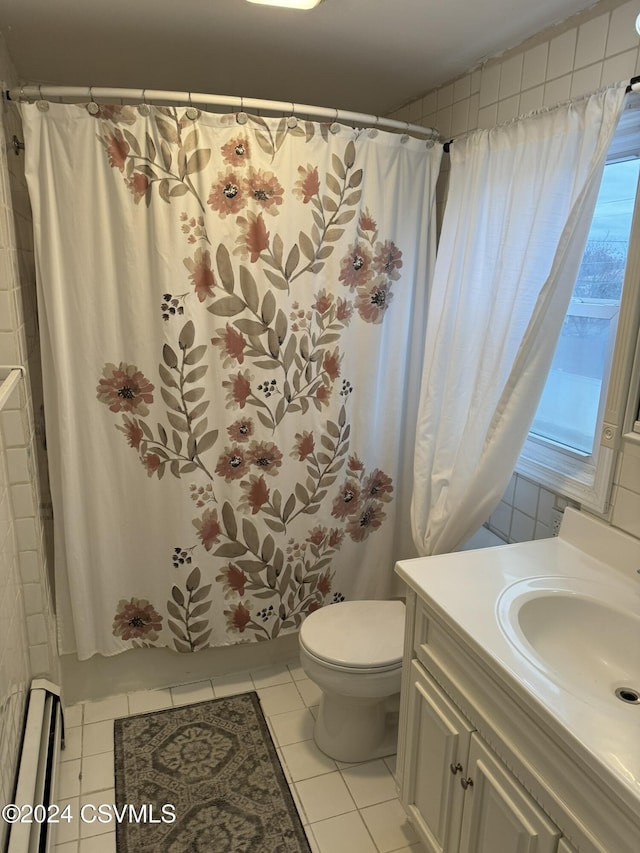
[53,661,421,853]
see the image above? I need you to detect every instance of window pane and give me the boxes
[530,158,640,454]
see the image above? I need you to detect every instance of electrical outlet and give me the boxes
[550,508,563,537]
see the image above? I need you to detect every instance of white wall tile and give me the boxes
[437,83,454,109]
[421,91,437,116]
[0,409,26,447]
[453,75,471,103]
[9,482,34,517]
[499,54,524,100]
[601,48,638,86]
[511,509,536,543]
[6,447,30,482]
[477,103,498,130]
[547,29,578,80]
[617,449,640,493]
[467,93,480,129]
[543,74,572,107]
[479,63,501,107]
[606,0,640,56]
[450,100,470,137]
[513,476,539,517]
[497,95,520,124]
[489,501,512,538]
[571,63,603,97]
[610,485,640,537]
[29,642,50,675]
[522,42,549,89]
[519,85,544,115]
[575,15,610,69]
[435,106,452,138]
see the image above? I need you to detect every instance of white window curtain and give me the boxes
[411,84,627,556]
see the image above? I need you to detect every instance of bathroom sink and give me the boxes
[497,576,640,703]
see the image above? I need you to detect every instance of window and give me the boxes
[517,99,640,512]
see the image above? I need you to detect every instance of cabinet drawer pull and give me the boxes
[460,777,474,790]
[449,762,463,775]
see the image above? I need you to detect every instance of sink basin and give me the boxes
[497,576,640,703]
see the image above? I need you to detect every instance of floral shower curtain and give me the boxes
[22,102,441,659]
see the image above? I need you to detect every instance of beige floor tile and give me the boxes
[79,790,116,838]
[170,680,214,706]
[250,664,294,688]
[359,799,418,853]
[268,707,316,746]
[295,678,323,707]
[58,760,81,800]
[53,797,80,844]
[127,689,172,715]
[63,705,83,729]
[82,721,113,758]
[60,726,82,762]
[82,696,128,725]
[311,811,378,853]
[295,771,357,823]
[77,829,116,853]
[340,759,398,808]
[53,841,79,853]
[280,738,337,782]
[257,682,305,716]
[81,752,115,794]
[210,672,254,697]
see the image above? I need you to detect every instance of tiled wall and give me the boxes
[389,0,640,542]
[0,32,59,836]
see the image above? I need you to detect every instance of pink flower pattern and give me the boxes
[95,110,406,649]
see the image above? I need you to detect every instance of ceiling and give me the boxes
[0,0,599,116]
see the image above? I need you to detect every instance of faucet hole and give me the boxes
[615,687,640,704]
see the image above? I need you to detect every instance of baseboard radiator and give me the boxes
[7,679,63,853]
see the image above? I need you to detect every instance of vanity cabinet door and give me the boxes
[458,734,560,853]
[401,660,474,853]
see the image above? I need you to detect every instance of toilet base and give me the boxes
[313,692,399,763]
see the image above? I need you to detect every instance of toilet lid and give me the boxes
[299,600,405,669]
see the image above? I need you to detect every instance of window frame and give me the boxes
[516,101,640,513]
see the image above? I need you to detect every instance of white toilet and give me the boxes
[299,599,406,763]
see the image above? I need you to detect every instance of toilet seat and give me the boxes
[299,600,405,672]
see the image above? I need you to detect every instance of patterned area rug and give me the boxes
[114,691,310,852]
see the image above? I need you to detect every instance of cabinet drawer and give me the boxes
[414,598,455,672]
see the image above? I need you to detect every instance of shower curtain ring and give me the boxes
[330,108,340,134]
[401,121,410,143]
[286,101,298,129]
[138,88,150,116]
[36,84,49,111]
[87,87,100,116]
[237,96,248,125]
[368,114,379,138]
[186,91,198,121]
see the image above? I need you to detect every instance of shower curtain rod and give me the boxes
[5,85,439,140]
[442,77,640,152]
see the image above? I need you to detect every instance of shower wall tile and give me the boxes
[575,15,610,68]
[0,31,59,834]
[390,0,640,544]
[606,0,640,55]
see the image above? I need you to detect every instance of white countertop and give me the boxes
[395,509,640,816]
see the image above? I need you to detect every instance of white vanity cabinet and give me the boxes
[401,659,559,853]
[395,577,639,853]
